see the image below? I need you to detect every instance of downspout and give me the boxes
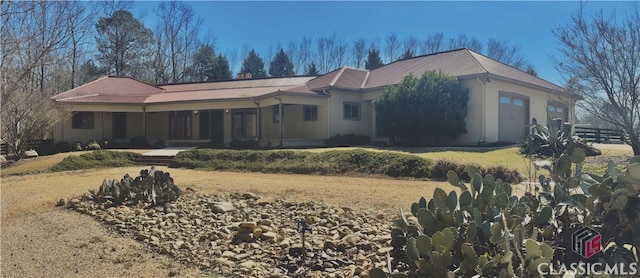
[253,98,261,146]
[274,95,283,147]
[475,77,487,143]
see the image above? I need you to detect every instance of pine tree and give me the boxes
[240,49,267,78]
[401,49,414,60]
[306,62,319,75]
[186,44,217,81]
[365,49,384,70]
[214,54,232,80]
[268,49,295,77]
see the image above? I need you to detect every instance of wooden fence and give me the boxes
[575,127,625,143]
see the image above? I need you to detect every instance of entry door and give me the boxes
[112,112,127,140]
[498,94,529,142]
[198,110,224,142]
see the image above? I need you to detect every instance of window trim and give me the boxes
[303,105,318,121]
[71,112,94,129]
[343,102,361,121]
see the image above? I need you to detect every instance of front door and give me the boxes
[198,110,224,142]
[112,112,127,140]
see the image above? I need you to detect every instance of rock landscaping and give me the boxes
[66,189,394,277]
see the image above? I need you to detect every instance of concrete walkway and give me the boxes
[141,147,196,157]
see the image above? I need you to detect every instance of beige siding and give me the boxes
[57,112,105,142]
[146,112,169,140]
[329,90,372,137]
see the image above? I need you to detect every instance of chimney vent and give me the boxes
[236,72,252,79]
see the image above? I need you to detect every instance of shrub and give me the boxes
[129,136,150,149]
[152,140,165,149]
[35,140,58,156]
[51,150,141,171]
[430,160,522,184]
[85,167,181,207]
[99,139,122,149]
[325,134,370,147]
[171,149,431,179]
[205,139,225,149]
[229,139,257,149]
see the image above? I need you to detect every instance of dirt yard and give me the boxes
[1,156,453,277]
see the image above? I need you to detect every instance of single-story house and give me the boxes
[51,48,580,147]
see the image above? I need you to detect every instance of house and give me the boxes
[51,48,580,147]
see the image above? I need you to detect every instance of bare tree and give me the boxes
[286,36,312,74]
[154,1,203,83]
[1,1,73,158]
[420,32,445,55]
[384,33,401,63]
[226,48,239,77]
[403,35,419,59]
[486,38,526,69]
[448,34,483,53]
[316,33,348,73]
[351,37,367,68]
[554,3,640,155]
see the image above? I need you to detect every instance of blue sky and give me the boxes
[135,1,631,85]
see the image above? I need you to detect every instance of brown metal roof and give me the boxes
[51,76,163,103]
[160,76,316,92]
[307,67,369,91]
[53,76,317,105]
[363,48,573,97]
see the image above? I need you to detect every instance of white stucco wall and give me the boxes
[329,90,373,137]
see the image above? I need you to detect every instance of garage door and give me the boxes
[499,94,529,142]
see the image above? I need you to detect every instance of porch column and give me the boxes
[101,112,105,140]
[255,102,261,146]
[142,107,147,138]
[278,100,283,147]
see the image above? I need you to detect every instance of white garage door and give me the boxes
[499,94,529,143]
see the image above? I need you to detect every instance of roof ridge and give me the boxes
[464,49,489,74]
[158,75,313,87]
[329,67,347,87]
[360,71,371,89]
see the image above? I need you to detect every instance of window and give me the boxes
[303,105,318,121]
[72,112,94,129]
[513,99,524,106]
[272,106,283,123]
[548,105,556,112]
[169,111,192,139]
[343,102,361,120]
[500,96,511,104]
[556,107,563,113]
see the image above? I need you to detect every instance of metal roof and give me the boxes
[52,76,319,104]
[52,49,577,105]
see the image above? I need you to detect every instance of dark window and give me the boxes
[72,112,94,129]
[303,105,318,121]
[343,102,361,120]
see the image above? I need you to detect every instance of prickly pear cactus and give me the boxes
[84,167,181,207]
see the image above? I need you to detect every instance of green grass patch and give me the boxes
[50,150,141,172]
[170,149,432,179]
